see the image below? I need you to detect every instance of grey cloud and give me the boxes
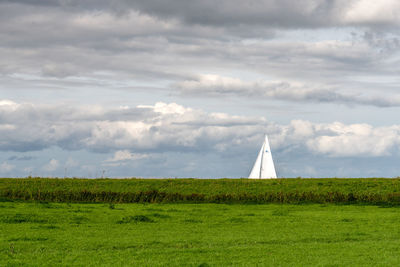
[7,155,35,161]
[0,0,58,5]
[123,0,400,30]
[124,0,345,28]
[0,0,397,92]
[175,75,400,107]
[0,31,389,94]
[0,0,398,147]
[8,0,398,29]
[362,30,400,54]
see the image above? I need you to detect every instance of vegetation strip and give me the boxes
[2,178,400,204]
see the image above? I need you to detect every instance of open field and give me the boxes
[2,201,400,266]
[2,178,400,204]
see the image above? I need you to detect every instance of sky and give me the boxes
[1,0,400,178]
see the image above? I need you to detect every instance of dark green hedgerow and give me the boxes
[2,178,400,205]
[2,188,400,205]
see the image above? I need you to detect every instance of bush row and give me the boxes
[2,189,400,205]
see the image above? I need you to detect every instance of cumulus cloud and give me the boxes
[105,150,149,162]
[292,121,400,157]
[42,159,59,172]
[264,120,400,158]
[343,0,400,25]
[0,162,15,173]
[176,74,400,107]
[0,100,264,153]
[65,158,79,168]
[1,100,400,158]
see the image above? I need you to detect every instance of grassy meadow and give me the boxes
[2,201,400,266]
[2,178,400,266]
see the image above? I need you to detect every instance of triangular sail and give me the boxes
[248,135,277,179]
[248,142,264,179]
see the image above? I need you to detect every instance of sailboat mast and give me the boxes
[259,141,265,179]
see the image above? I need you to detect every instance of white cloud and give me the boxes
[42,159,59,172]
[138,102,188,115]
[266,120,400,158]
[105,150,149,162]
[0,100,18,107]
[344,0,400,25]
[65,157,79,168]
[23,166,33,173]
[0,162,15,173]
[0,100,19,111]
[80,165,96,171]
[0,100,264,153]
[1,100,400,159]
[0,124,15,131]
[305,122,400,157]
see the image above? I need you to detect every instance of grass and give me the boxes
[2,201,400,266]
[3,178,400,204]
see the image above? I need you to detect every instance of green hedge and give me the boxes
[2,189,400,205]
[2,178,400,204]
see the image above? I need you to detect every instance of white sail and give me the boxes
[248,142,264,179]
[248,135,277,179]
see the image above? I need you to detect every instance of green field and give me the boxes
[2,201,400,266]
[2,178,400,266]
[2,178,400,204]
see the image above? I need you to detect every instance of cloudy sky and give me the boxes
[1,0,400,178]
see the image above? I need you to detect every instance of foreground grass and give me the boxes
[2,202,400,266]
